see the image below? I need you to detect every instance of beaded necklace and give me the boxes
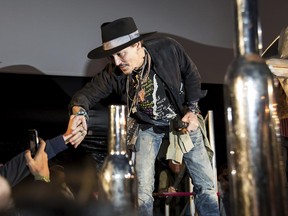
[126,47,151,114]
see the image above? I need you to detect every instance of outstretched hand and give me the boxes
[63,114,87,148]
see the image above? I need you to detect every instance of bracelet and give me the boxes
[75,108,89,121]
[34,174,50,183]
[187,101,200,114]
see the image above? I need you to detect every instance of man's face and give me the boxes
[109,42,144,75]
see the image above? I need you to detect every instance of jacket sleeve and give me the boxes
[0,135,68,187]
[68,64,117,111]
[173,38,207,102]
[45,135,68,159]
[0,152,30,187]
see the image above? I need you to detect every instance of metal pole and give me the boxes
[207,110,218,196]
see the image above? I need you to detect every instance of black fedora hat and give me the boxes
[87,17,157,59]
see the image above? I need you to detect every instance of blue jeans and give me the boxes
[135,127,220,216]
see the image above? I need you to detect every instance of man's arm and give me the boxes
[25,139,50,182]
[0,152,30,187]
[0,139,51,187]
[0,114,87,187]
[45,114,87,157]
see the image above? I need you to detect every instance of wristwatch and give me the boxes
[74,108,89,121]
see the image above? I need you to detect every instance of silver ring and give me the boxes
[80,130,86,136]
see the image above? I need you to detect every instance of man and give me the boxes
[69,17,219,215]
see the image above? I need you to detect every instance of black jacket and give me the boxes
[69,37,206,116]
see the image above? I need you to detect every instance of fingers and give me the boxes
[168,186,177,193]
[68,115,87,134]
[69,115,82,130]
[71,121,87,135]
[24,150,33,164]
[182,112,199,132]
[25,139,46,164]
[187,121,199,132]
[34,139,47,159]
[24,138,49,179]
[38,139,46,151]
[68,132,86,148]
[81,117,88,131]
[67,122,87,147]
[33,139,46,158]
[64,114,88,146]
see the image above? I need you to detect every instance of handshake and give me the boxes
[64,110,88,148]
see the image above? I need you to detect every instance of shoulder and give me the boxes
[144,36,180,48]
[95,64,126,79]
[144,36,184,53]
[144,37,185,59]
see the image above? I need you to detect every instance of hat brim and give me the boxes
[87,32,157,59]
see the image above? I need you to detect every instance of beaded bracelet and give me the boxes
[187,101,200,114]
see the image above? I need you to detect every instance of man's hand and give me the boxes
[25,139,50,181]
[63,114,87,148]
[71,105,82,114]
[167,186,177,193]
[181,111,199,132]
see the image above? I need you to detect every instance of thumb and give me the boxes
[24,150,32,163]
[33,139,46,157]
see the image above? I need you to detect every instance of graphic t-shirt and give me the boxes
[137,70,176,124]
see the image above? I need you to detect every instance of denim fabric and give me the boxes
[135,127,220,216]
[183,128,220,216]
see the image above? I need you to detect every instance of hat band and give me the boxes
[103,30,140,51]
